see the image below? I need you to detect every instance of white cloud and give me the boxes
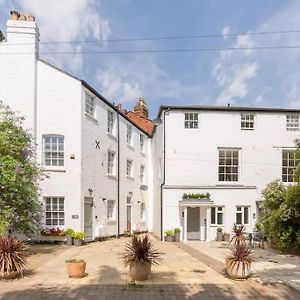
[222,26,230,39]
[15,0,110,72]
[217,63,258,104]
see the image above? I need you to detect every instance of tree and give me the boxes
[0,101,44,236]
[0,31,4,42]
[260,180,300,250]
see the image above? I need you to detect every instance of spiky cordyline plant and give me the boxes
[0,236,28,276]
[230,223,246,245]
[228,244,252,277]
[121,234,160,267]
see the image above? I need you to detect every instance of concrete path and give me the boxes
[187,240,300,292]
[0,237,299,299]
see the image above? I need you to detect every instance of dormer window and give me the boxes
[241,113,255,130]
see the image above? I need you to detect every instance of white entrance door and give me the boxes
[187,207,200,240]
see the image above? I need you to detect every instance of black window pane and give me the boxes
[211,207,216,224]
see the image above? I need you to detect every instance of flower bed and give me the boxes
[40,228,65,236]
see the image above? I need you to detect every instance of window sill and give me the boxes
[210,225,224,227]
[106,219,117,225]
[107,133,117,141]
[241,128,254,131]
[127,144,135,150]
[107,174,117,180]
[44,168,66,173]
[85,112,98,124]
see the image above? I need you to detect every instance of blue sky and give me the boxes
[1,0,300,117]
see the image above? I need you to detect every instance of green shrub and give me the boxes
[71,231,86,240]
[64,228,74,236]
[165,230,174,236]
[174,228,181,233]
[217,227,223,232]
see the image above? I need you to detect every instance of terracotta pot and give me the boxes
[74,239,83,246]
[226,258,251,279]
[18,15,26,21]
[0,271,19,280]
[129,261,151,281]
[66,235,73,246]
[165,235,174,242]
[66,260,86,278]
[10,11,20,20]
[217,231,223,241]
[27,15,35,21]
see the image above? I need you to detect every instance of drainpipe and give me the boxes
[117,112,120,238]
[160,109,167,241]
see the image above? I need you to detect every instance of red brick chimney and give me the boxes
[133,97,149,119]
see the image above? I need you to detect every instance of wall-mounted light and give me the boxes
[137,200,141,204]
[88,188,93,196]
[253,213,256,219]
[102,198,107,202]
[129,191,133,196]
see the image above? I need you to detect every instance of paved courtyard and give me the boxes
[187,240,300,292]
[0,236,299,299]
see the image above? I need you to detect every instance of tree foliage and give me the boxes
[260,180,300,250]
[0,101,44,235]
[0,31,4,42]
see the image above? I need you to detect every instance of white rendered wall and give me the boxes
[159,109,299,240]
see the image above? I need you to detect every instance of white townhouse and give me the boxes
[152,106,300,241]
[0,13,154,240]
[1,12,300,243]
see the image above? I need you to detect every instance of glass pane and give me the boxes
[217,213,223,225]
[236,213,242,224]
[211,207,216,224]
[244,207,249,224]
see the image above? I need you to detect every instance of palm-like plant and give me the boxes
[0,236,28,277]
[121,234,160,267]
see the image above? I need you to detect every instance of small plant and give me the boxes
[71,232,86,240]
[165,230,174,236]
[174,228,181,233]
[217,227,223,232]
[0,31,4,42]
[230,223,246,245]
[0,236,28,277]
[64,228,74,236]
[121,234,160,268]
[65,259,85,263]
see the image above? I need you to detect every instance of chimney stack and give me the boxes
[134,97,149,119]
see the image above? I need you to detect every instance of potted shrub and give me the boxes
[216,227,223,241]
[226,244,252,280]
[121,234,160,281]
[164,229,174,242]
[72,232,86,246]
[10,10,20,20]
[174,228,181,242]
[65,228,74,246]
[0,236,28,279]
[65,259,86,278]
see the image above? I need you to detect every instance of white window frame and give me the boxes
[126,159,133,177]
[286,115,299,131]
[184,113,198,129]
[43,135,64,167]
[107,110,114,134]
[241,113,255,130]
[140,134,145,152]
[140,165,145,184]
[218,149,239,182]
[140,202,146,220]
[45,197,65,226]
[107,150,115,175]
[127,125,132,145]
[85,93,95,116]
[282,150,299,182]
[236,206,249,225]
[210,206,224,225]
[107,200,116,220]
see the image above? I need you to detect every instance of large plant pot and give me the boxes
[165,235,174,242]
[226,258,251,280]
[66,260,86,278]
[217,232,223,241]
[0,271,19,280]
[129,261,151,281]
[66,235,73,246]
[174,232,180,242]
[74,239,83,246]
